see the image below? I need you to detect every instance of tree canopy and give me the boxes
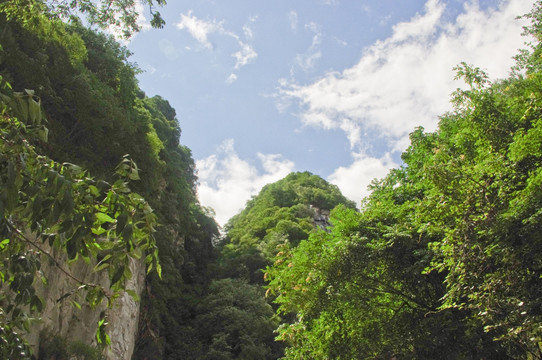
[2,0,542,359]
[264,4,542,358]
[219,171,356,284]
[0,0,165,38]
[0,4,218,358]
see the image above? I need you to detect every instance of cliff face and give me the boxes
[105,258,145,359]
[26,246,145,360]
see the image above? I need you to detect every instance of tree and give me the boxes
[0,80,160,358]
[220,172,355,284]
[0,0,166,38]
[265,3,542,358]
[194,278,280,360]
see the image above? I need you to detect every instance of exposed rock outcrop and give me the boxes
[26,245,145,360]
[311,206,332,231]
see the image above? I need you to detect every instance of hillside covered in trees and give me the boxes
[1,0,542,359]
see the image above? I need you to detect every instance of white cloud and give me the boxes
[177,11,258,77]
[177,10,224,49]
[295,22,323,72]
[226,73,238,84]
[289,11,298,31]
[278,0,532,152]
[196,140,295,226]
[328,153,398,207]
[233,42,258,69]
[243,24,254,40]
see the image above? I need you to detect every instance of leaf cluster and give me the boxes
[0,0,166,39]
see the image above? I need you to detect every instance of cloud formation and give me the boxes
[177,10,224,49]
[278,0,532,152]
[288,11,298,31]
[233,42,258,69]
[327,153,398,207]
[195,0,533,225]
[196,140,295,226]
[295,22,323,72]
[177,11,258,82]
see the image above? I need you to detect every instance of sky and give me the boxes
[126,0,533,226]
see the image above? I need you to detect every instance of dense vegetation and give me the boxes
[0,3,218,358]
[1,0,542,359]
[219,172,356,284]
[264,7,542,359]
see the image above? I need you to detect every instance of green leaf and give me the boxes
[91,226,106,235]
[14,95,28,121]
[95,212,115,224]
[126,289,140,301]
[156,261,162,279]
[38,125,48,142]
[66,237,78,260]
[122,223,133,241]
[0,239,9,249]
[28,98,40,124]
[71,300,82,310]
[94,262,109,272]
[115,213,128,236]
[89,185,100,197]
[128,167,140,181]
[110,266,124,288]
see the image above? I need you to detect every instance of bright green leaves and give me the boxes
[115,154,140,181]
[510,118,542,161]
[264,49,542,359]
[95,212,114,224]
[404,63,542,355]
[96,312,110,345]
[221,172,355,285]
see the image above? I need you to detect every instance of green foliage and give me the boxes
[265,3,542,358]
[220,172,356,284]
[1,4,217,359]
[0,81,160,355]
[38,330,105,360]
[0,0,165,39]
[194,278,281,360]
[211,172,355,359]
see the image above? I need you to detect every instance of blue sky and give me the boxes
[126,0,532,226]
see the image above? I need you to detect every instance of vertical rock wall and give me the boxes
[27,246,145,360]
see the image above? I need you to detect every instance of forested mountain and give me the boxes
[219,171,356,284]
[1,0,542,359]
[0,4,218,359]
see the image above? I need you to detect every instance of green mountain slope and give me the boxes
[219,171,356,284]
